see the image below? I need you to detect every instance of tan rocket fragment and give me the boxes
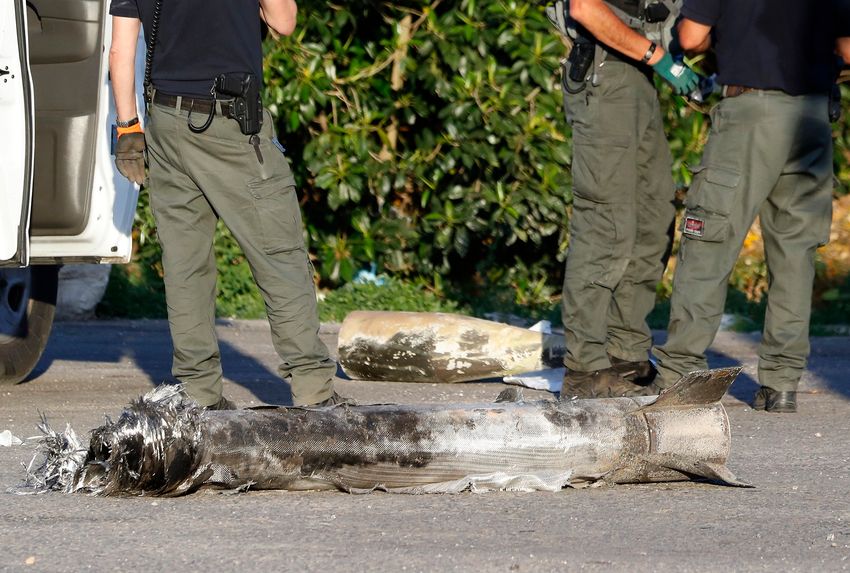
[337,311,566,383]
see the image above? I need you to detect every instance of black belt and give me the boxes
[722,85,784,98]
[152,92,234,117]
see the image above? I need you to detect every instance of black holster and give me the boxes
[215,72,263,135]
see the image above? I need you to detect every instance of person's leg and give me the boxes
[654,93,789,386]
[606,75,675,367]
[756,94,832,411]
[181,108,335,406]
[561,62,641,373]
[146,103,223,407]
[560,63,665,397]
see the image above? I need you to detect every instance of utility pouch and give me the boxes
[567,41,595,83]
[643,2,671,23]
[215,72,263,135]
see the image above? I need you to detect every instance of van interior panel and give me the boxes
[27,0,103,237]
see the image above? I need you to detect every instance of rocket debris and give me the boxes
[338,311,566,383]
[18,367,748,496]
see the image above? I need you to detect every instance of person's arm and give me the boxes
[109,15,146,185]
[109,16,141,123]
[837,37,850,65]
[570,0,699,95]
[678,18,712,54]
[569,0,663,64]
[259,0,297,37]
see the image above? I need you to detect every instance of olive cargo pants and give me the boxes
[655,92,833,391]
[561,61,676,371]
[146,100,336,407]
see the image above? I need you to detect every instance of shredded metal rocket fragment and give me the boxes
[338,311,566,383]
[20,367,748,496]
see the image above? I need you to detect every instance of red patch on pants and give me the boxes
[684,216,705,238]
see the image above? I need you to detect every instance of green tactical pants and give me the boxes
[146,99,336,407]
[655,91,833,391]
[561,61,676,372]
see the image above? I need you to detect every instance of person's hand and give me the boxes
[115,128,147,185]
[652,52,700,96]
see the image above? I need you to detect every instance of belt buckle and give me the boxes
[722,85,752,98]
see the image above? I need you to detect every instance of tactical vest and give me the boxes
[546,0,681,52]
[546,0,681,86]
[606,0,641,18]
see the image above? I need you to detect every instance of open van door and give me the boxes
[1,0,142,384]
[0,0,34,268]
[26,0,139,263]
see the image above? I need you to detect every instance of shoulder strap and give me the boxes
[143,0,164,105]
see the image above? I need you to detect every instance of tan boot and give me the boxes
[608,354,659,386]
[561,367,658,400]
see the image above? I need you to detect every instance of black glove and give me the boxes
[115,131,147,185]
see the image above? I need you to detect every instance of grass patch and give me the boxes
[98,262,167,318]
[318,277,461,322]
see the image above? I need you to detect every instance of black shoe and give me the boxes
[207,396,237,411]
[608,354,658,386]
[308,392,357,408]
[561,367,659,400]
[752,387,796,413]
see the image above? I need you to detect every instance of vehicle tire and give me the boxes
[0,265,59,384]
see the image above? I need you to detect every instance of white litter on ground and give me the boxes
[503,368,565,393]
[1,430,23,447]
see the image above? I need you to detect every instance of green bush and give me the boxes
[101,1,850,325]
[264,0,572,287]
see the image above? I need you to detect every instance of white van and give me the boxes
[1,0,142,383]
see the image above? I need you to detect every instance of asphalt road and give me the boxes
[1,320,849,572]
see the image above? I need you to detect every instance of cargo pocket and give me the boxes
[680,165,740,243]
[570,131,632,203]
[248,173,304,255]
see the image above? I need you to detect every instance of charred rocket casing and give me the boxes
[337,310,566,383]
[26,367,749,496]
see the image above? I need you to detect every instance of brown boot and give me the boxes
[207,396,237,410]
[608,354,658,386]
[561,367,658,400]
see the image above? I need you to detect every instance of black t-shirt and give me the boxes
[109,0,263,97]
[681,0,839,95]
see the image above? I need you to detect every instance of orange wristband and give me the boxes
[117,123,144,137]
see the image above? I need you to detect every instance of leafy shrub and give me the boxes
[264,0,571,288]
[101,1,850,326]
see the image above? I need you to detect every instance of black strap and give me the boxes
[143,0,164,107]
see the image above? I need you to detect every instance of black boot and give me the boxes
[752,387,797,413]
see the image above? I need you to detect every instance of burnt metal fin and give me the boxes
[641,453,752,488]
[694,461,752,488]
[644,366,742,409]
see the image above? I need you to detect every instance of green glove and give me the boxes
[652,52,700,96]
[115,131,147,185]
